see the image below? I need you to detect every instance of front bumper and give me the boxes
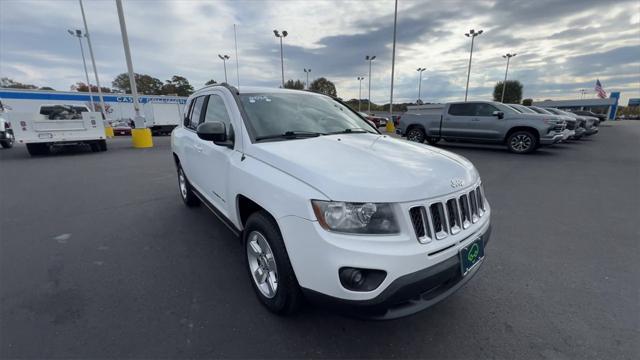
[560,129,574,141]
[585,127,599,136]
[278,198,492,319]
[540,132,564,145]
[303,225,491,319]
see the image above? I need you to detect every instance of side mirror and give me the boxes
[493,111,504,119]
[196,121,233,148]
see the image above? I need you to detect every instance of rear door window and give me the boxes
[448,103,475,116]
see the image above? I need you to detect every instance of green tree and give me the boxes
[309,77,337,97]
[71,82,112,93]
[493,80,523,104]
[522,98,533,106]
[204,79,217,86]
[161,75,194,96]
[283,79,304,90]
[1,77,37,89]
[39,86,56,91]
[112,73,164,94]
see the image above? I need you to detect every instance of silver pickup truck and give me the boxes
[396,101,567,154]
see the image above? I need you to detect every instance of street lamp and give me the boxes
[416,67,426,103]
[304,68,311,89]
[365,55,376,112]
[67,28,95,111]
[464,29,483,102]
[501,53,516,103]
[273,29,288,87]
[357,76,365,112]
[78,0,106,119]
[579,89,587,99]
[218,54,230,83]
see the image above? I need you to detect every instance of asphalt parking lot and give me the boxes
[1,121,638,359]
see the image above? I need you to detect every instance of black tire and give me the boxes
[406,127,426,143]
[507,130,538,154]
[1,131,14,148]
[26,143,50,156]
[426,136,440,145]
[177,164,199,207]
[98,140,107,151]
[89,142,100,152]
[244,210,302,315]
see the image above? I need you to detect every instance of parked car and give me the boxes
[172,85,492,319]
[570,110,607,123]
[530,106,598,137]
[396,101,566,154]
[506,104,576,141]
[111,120,132,136]
[0,100,14,149]
[540,108,586,139]
[359,112,388,127]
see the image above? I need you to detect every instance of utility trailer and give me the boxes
[9,111,107,156]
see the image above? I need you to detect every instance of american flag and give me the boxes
[595,79,607,99]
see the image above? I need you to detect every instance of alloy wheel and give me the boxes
[178,169,187,199]
[246,231,278,298]
[510,134,532,152]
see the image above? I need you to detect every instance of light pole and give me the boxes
[416,67,426,103]
[357,76,365,112]
[579,89,587,99]
[304,68,311,89]
[218,54,230,83]
[273,30,288,87]
[67,29,95,112]
[501,53,516,103]
[365,55,376,112]
[389,0,398,121]
[78,0,106,119]
[464,29,483,102]
[116,0,151,149]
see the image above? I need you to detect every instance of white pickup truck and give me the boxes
[10,105,107,156]
[171,85,491,319]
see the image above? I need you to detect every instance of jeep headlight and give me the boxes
[311,200,399,234]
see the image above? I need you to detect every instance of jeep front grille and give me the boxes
[409,185,487,243]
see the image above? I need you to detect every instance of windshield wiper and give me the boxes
[255,131,325,141]
[326,128,371,135]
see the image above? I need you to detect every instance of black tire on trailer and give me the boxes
[98,140,107,151]
[26,143,50,156]
[89,141,100,152]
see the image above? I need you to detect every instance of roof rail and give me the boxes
[200,82,239,95]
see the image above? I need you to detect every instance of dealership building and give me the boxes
[533,92,620,120]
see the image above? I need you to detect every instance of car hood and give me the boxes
[247,134,478,203]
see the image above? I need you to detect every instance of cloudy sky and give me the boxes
[1,0,639,104]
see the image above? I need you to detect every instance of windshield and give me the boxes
[494,103,519,114]
[530,106,554,115]
[239,92,377,140]
[511,104,538,114]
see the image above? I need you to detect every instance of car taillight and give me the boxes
[394,116,401,126]
[4,122,10,128]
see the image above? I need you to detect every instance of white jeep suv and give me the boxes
[171,85,491,319]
